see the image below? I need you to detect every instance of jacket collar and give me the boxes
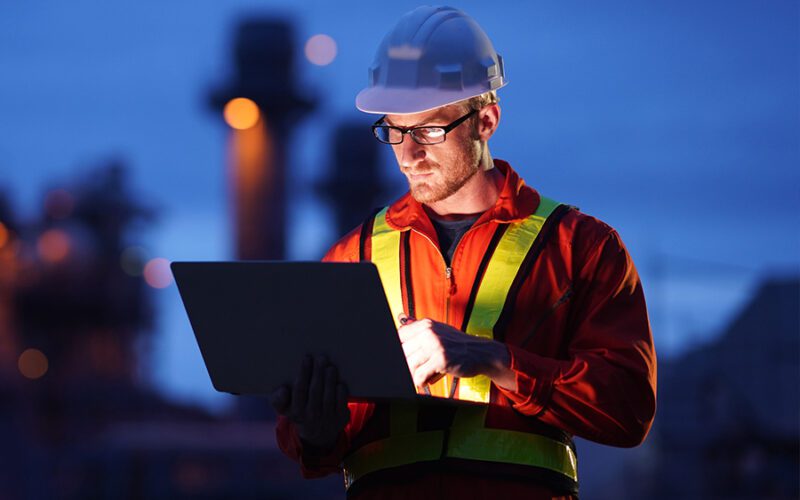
[385,159,540,233]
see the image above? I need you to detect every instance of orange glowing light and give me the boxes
[37,229,70,263]
[18,348,48,380]
[224,98,261,130]
[0,222,8,249]
[304,34,337,66]
[144,257,173,289]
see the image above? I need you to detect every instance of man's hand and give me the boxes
[269,355,350,451]
[397,314,517,391]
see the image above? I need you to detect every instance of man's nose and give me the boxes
[397,135,426,169]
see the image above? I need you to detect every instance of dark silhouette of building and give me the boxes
[0,162,344,498]
[646,277,800,499]
[316,121,394,239]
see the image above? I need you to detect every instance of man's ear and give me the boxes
[476,103,500,141]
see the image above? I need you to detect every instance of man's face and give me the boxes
[384,104,481,205]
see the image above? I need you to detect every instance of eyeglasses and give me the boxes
[371,109,477,145]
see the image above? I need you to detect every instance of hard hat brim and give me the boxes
[355,82,506,115]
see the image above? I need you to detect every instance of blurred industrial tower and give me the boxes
[317,122,389,239]
[210,18,316,260]
[0,15,367,497]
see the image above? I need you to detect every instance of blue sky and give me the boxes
[1,0,797,410]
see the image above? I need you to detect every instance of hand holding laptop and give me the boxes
[269,354,351,450]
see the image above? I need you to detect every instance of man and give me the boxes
[271,6,656,499]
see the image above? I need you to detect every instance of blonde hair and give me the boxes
[459,90,499,139]
[464,90,499,111]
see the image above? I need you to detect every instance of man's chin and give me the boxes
[409,184,436,204]
[409,184,448,204]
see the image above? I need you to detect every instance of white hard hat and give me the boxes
[356,5,507,115]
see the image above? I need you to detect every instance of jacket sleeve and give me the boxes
[496,228,657,448]
[275,402,376,478]
[273,224,378,477]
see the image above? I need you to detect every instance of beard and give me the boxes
[406,139,482,204]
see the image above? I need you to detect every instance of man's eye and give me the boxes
[415,128,445,138]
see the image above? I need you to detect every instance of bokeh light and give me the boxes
[0,222,8,249]
[120,246,147,277]
[44,189,75,220]
[304,34,337,66]
[18,348,48,380]
[144,257,173,289]
[37,229,71,263]
[223,98,260,130]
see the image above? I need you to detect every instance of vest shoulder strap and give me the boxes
[358,207,384,262]
[458,196,564,401]
[370,206,405,328]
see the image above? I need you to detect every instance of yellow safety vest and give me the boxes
[343,197,578,493]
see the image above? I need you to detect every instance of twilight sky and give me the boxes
[1,0,797,410]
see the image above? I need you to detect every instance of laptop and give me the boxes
[171,261,427,401]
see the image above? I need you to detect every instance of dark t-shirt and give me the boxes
[430,215,480,266]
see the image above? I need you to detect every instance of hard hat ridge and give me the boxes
[356,5,507,115]
[387,6,463,48]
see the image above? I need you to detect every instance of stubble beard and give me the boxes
[407,139,482,205]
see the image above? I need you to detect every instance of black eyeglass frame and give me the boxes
[371,108,478,145]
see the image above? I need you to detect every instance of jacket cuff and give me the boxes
[276,417,348,478]
[496,344,561,416]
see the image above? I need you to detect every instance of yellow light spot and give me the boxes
[37,229,70,263]
[224,98,260,130]
[144,257,173,289]
[304,34,337,66]
[19,348,48,380]
[0,222,8,249]
[44,189,75,220]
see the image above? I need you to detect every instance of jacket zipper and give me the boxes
[409,230,449,397]
[410,230,449,312]
[410,226,478,324]
[412,223,485,399]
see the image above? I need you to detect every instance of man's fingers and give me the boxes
[405,347,446,388]
[398,313,415,325]
[290,355,312,419]
[404,347,427,375]
[269,385,290,415]
[397,313,421,343]
[306,355,326,421]
[414,356,443,388]
[322,365,338,417]
[401,334,424,357]
[398,320,426,343]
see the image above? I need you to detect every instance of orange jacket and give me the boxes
[276,159,657,497]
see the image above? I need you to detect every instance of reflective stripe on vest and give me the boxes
[343,196,577,490]
[459,195,559,401]
[343,404,578,490]
[371,206,404,329]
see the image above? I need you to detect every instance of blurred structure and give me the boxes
[316,122,390,237]
[572,276,800,500]
[633,277,800,500]
[209,16,325,423]
[650,277,800,499]
[210,18,317,261]
[0,162,343,498]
